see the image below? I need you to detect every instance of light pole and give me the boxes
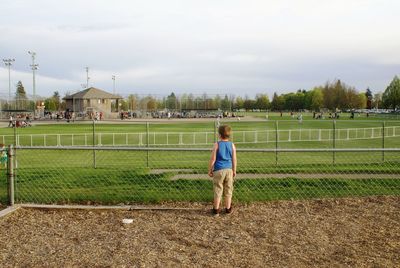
[28,51,39,103]
[112,75,116,94]
[3,59,15,105]
[85,67,90,88]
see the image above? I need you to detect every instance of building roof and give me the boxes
[64,87,122,100]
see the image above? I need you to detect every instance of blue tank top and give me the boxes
[214,141,233,171]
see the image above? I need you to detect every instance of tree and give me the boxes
[234,96,244,110]
[120,99,128,111]
[283,92,305,111]
[166,92,178,110]
[365,88,373,109]
[44,98,57,111]
[373,92,382,109]
[221,95,231,111]
[382,76,400,110]
[309,87,324,111]
[255,94,270,110]
[243,98,256,111]
[44,91,61,111]
[270,92,284,111]
[356,93,367,109]
[128,94,138,110]
[15,81,28,110]
[213,95,222,110]
[146,96,157,111]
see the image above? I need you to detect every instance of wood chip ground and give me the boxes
[0,196,399,267]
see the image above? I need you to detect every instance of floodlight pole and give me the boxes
[28,51,39,103]
[112,75,116,94]
[86,67,90,88]
[3,59,15,104]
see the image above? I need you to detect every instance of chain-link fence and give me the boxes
[1,146,399,205]
[1,119,399,206]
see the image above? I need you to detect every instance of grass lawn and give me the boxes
[0,116,399,205]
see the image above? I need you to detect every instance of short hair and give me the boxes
[218,125,232,139]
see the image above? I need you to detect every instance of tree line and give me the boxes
[3,76,399,112]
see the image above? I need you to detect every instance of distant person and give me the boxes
[298,113,303,124]
[8,115,13,127]
[350,111,355,119]
[216,117,221,127]
[208,125,237,216]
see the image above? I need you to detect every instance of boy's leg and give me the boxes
[223,169,234,209]
[213,170,225,209]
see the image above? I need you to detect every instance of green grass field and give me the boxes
[0,113,399,205]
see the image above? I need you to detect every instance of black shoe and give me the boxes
[225,207,233,214]
[212,208,220,216]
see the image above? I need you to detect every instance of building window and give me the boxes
[98,99,101,104]
[102,99,106,104]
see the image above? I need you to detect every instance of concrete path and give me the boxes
[168,173,400,180]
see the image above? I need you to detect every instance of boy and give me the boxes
[208,125,237,216]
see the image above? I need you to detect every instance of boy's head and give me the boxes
[218,125,232,139]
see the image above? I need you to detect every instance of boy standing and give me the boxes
[208,125,237,216]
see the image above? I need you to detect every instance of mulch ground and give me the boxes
[0,196,399,267]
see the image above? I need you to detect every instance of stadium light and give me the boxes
[28,51,39,103]
[85,67,90,88]
[112,75,116,94]
[2,58,15,104]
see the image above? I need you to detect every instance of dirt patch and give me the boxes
[0,197,399,267]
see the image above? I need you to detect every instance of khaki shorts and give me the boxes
[213,169,234,199]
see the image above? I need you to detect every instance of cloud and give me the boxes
[0,0,399,97]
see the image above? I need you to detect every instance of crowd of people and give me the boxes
[7,114,32,128]
[118,110,240,120]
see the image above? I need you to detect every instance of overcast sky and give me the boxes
[0,0,399,98]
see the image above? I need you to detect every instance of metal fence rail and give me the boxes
[3,146,399,206]
[2,125,400,147]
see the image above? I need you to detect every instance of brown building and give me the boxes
[64,87,122,118]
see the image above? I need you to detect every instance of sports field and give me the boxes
[0,113,399,205]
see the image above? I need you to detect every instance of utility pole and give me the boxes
[85,67,90,88]
[28,51,39,103]
[112,75,116,94]
[2,59,15,104]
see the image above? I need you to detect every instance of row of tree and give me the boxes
[123,76,399,112]
[3,76,400,112]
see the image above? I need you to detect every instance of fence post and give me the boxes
[275,121,278,165]
[146,122,150,168]
[214,121,217,142]
[382,121,385,162]
[7,145,14,206]
[333,120,336,164]
[92,120,96,169]
[13,123,16,147]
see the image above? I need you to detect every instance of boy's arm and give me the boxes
[232,143,237,177]
[208,143,218,177]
